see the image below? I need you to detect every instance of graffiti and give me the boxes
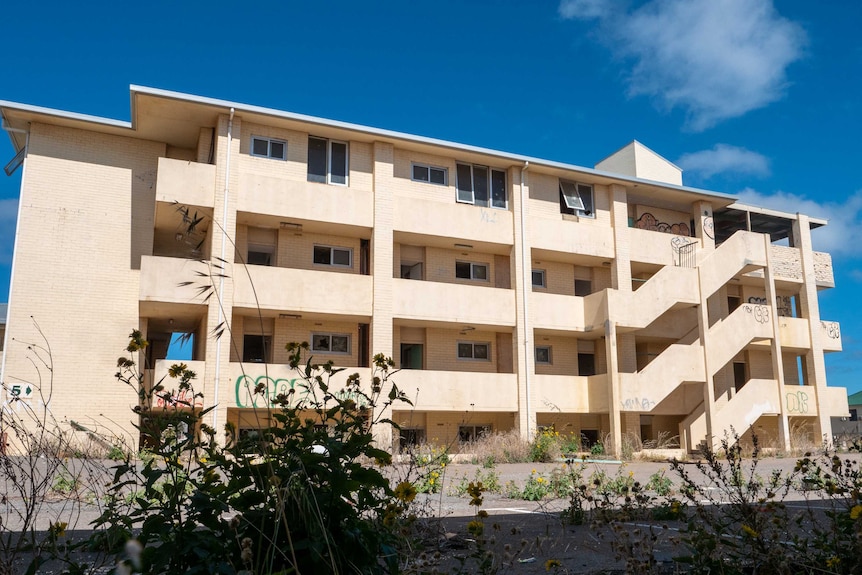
[786,390,809,414]
[747,296,792,316]
[703,216,715,240]
[155,388,203,409]
[635,213,690,236]
[743,304,770,324]
[822,321,841,340]
[234,375,369,409]
[619,397,656,411]
[479,209,498,224]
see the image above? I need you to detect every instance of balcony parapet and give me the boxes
[156,157,216,208]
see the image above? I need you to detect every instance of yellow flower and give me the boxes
[741,524,758,538]
[50,521,67,538]
[545,559,562,571]
[850,505,862,520]
[537,477,544,484]
[394,481,417,503]
[467,520,484,537]
[826,557,840,569]
[532,469,537,474]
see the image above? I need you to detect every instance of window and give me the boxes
[247,248,273,266]
[560,181,594,217]
[535,346,552,365]
[243,334,271,363]
[575,279,592,296]
[578,353,596,376]
[311,332,351,354]
[412,163,448,185]
[313,245,352,267]
[532,269,546,288]
[458,341,490,360]
[455,261,488,281]
[399,428,426,450]
[307,136,348,185]
[849,409,858,422]
[456,164,507,208]
[459,425,491,443]
[250,136,287,160]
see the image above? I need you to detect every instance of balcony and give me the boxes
[229,363,373,409]
[533,374,608,412]
[530,291,606,333]
[151,360,208,408]
[238,173,374,229]
[530,217,614,260]
[777,317,810,350]
[391,370,518,412]
[140,255,209,304]
[820,320,842,351]
[392,279,516,327]
[156,157,216,208]
[628,227,698,266]
[393,196,514,246]
[768,246,835,288]
[234,266,372,317]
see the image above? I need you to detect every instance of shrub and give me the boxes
[92,333,412,575]
[530,428,561,462]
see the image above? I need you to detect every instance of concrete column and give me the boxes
[792,215,833,444]
[692,200,715,253]
[605,184,630,456]
[371,141,396,449]
[205,113,241,436]
[696,271,717,449]
[511,165,534,441]
[763,235,791,451]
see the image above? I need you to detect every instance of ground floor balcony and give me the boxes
[533,374,609,412]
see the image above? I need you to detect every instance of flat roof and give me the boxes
[0,85,827,228]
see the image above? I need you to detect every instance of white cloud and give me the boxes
[558,0,807,130]
[735,188,862,257]
[558,0,616,20]
[677,145,770,179]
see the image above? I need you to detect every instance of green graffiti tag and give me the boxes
[786,390,809,414]
[234,375,370,408]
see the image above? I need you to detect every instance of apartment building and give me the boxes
[0,87,848,455]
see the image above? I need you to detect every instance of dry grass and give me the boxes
[461,429,532,464]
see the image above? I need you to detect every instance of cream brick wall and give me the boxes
[236,121,373,192]
[533,334,579,376]
[279,231,362,274]
[425,246,497,286]
[3,122,164,441]
[425,328,499,373]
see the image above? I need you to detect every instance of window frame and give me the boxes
[313,245,353,268]
[456,163,507,209]
[242,334,272,363]
[532,269,546,288]
[535,345,552,365]
[455,261,489,281]
[311,332,351,355]
[307,136,349,186]
[250,136,287,160]
[411,163,448,186]
[457,341,491,361]
[560,180,595,218]
[578,352,597,376]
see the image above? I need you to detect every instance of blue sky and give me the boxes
[1,0,860,394]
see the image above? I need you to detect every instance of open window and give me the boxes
[308,136,348,185]
[456,163,507,208]
[560,181,594,218]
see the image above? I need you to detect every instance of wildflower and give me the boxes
[467,520,484,537]
[826,557,841,569]
[478,510,489,518]
[851,505,862,520]
[394,481,417,503]
[50,521,67,538]
[545,558,562,571]
[741,524,758,538]
[537,477,544,484]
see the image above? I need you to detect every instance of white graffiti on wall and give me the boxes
[620,397,656,411]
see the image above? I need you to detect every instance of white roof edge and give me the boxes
[728,202,829,227]
[0,100,132,129]
[129,85,737,203]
